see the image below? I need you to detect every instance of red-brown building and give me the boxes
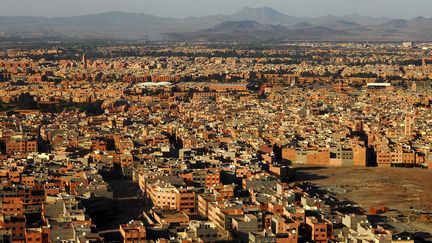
[120,220,146,243]
[6,139,38,154]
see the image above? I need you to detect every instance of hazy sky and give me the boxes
[1,0,431,19]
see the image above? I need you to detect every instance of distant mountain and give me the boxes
[165,20,287,41]
[204,20,287,33]
[320,20,360,30]
[341,14,393,26]
[166,20,348,42]
[292,22,313,29]
[376,19,409,28]
[0,12,175,39]
[1,7,432,41]
[365,17,432,40]
[404,16,432,30]
[229,7,305,26]
[166,21,291,41]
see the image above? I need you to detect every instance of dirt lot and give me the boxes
[292,166,432,236]
[293,166,432,211]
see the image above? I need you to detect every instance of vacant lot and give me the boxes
[293,166,432,236]
[293,166,432,212]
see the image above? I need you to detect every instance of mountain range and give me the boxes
[1,7,432,41]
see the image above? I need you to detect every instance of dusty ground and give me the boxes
[293,166,432,211]
[292,166,432,236]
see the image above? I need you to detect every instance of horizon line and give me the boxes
[0,6,425,20]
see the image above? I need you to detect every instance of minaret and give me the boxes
[82,52,87,69]
[404,115,412,136]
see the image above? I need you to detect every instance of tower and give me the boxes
[404,115,412,136]
[82,52,87,69]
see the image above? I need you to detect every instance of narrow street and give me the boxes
[88,169,147,242]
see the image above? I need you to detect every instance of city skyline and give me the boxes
[1,0,432,19]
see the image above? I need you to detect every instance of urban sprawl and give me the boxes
[0,42,431,243]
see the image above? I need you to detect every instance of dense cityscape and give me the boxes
[0,40,430,243]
